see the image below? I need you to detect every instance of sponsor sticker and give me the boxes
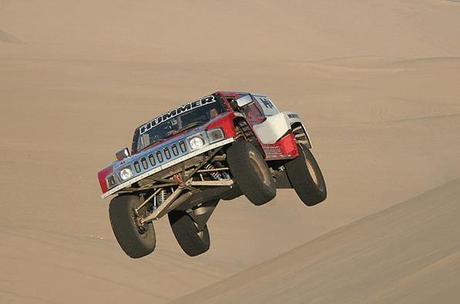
[254,95,279,116]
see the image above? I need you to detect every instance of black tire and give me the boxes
[221,186,242,201]
[227,141,276,205]
[168,210,210,257]
[109,195,156,258]
[285,144,327,206]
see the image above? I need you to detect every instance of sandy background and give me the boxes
[1,0,459,303]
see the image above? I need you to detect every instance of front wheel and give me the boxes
[109,195,156,258]
[285,144,327,206]
[168,210,211,257]
[226,141,276,206]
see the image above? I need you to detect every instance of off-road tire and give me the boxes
[109,195,156,258]
[168,210,210,257]
[285,144,327,206]
[227,141,276,205]
[221,186,242,201]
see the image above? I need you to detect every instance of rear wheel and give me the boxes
[227,141,276,205]
[285,144,327,206]
[168,210,211,257]
[109,195,156,258]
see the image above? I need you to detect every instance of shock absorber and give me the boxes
[157,189,165,205]
[205,163,223,180]
[152,189,170,210]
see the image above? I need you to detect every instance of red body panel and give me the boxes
[98,166,113,194]
[206,112,237,138]
[263,133,299,160]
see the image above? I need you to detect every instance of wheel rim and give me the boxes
[305,158,319,186]
[249,151,270,186]
[197,230,205,241]
[131,208,149,235]
[193,221,207,242]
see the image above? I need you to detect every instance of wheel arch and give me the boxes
[290,122,312,149]
[232,116,266,158]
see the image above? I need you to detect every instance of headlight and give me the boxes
[189,136,205,150]
[119,167,133,181]
[207,128,225,143]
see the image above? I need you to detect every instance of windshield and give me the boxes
[133,96,225,152]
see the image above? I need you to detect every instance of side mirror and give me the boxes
[115,147,131,161]
[235,95,253,108]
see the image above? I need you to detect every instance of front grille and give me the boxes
[127,139,189,176]
[179,141,187,153]
[172,144,179,156]
[141,158,148,170]
[134,161,141,173]
[148,154,156,166]
[156,151,163,163]
[164,147,171,159]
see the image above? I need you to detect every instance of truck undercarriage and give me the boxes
[129,147,236,226]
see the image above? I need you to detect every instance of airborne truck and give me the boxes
[97,91,327,258]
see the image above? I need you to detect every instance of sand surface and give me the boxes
[1,1,459,303]
[172,179,460,304]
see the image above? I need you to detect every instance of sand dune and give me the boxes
[0,0,459,303]
[172,179,460,304]
[1,0,460,61]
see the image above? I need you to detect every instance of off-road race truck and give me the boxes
[97,91,327,258]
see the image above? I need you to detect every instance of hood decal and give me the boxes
[139,95,216,135]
